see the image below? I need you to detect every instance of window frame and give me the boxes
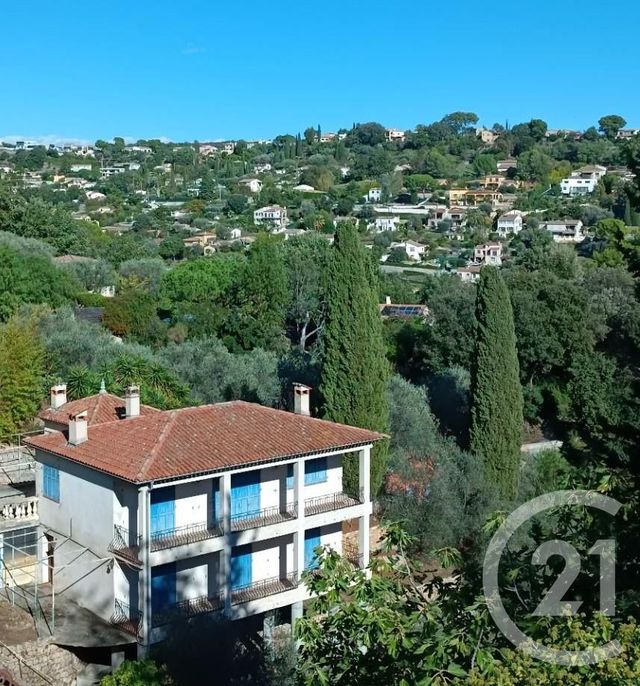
[42,464,60,502]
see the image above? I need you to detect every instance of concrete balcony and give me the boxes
[108,525,141,567]
[152,593,224,628]
[110,598,142,639]
[231,571,298,606]
[0,495,38,530]
[150,521,223,552]
[230,504,297,532]
[304,492,361,517]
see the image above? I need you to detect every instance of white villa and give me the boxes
[253,205,288,230]
[390,240,426,261]
[26,384,381,654]
[560,165,607,196]
[496,211,524,237]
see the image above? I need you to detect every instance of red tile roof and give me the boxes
[27,401,386,483]
[39,393,159,427]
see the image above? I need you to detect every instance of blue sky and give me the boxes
[2,0,638,143]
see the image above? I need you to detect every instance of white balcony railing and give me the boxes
[0,497,38,525]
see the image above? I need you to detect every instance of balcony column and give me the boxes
[138,485,151,649]
[358,447,371,571]
[293,459,305,583]
[221,472,232,615]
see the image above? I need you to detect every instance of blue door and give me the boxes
[231,545,252,590]
[231,472,260,519]
[151,562,176,611]
[212,479,222,525]
[150,487,175,535]
[305,528,322,570]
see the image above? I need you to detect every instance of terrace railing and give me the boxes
[149,520,222,552]
[231,571,298,605]
[110,598,143,640]
[230,505,297,532]
[304,492,361,517]
[152,592,224,628]
[108,525,141,566]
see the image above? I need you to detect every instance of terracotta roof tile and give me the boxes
[39,393,159,427]
[27,401,386,483]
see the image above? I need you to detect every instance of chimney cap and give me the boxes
[125,384,140,395]
[69,410,88,421]
[293,383,312,393]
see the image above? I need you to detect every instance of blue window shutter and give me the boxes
[230,545,252,590]
[43,465,60,501]
[286,465,294,490]
[151,562,176,611]
[304,528,322,569]
[150,486,175,534]
[231,472,261,519]
[304,457,328,485]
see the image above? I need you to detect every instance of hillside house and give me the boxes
[473,242,503,266]
[560,166,607,196]
[390,240,426,261]
[26,385,382,652]
[543,219,585,243]
[254,205,288,230]
[497,211,524,237]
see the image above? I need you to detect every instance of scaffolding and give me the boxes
[0,430,40,487]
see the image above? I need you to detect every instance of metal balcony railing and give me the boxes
[231,571,298,605]
[149,520,223,552]
[304,492,361,517]
[152,592,224,628]
[110,598,143,640]
[230,505,297,532]
[108,525,141,566]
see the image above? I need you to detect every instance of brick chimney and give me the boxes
[125,386,140,418]
[293,383,311,417]
[68,410,88,446]
[50,384,67,409]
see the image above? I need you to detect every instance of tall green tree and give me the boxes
[469,267,523,500]
[0,316,45,438]
[320,222,389,494]
[231,234,288,351]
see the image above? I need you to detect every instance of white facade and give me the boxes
[367,188,382,203]
[560,166,607,196]
[496,211,523,237]
[474,242,503,266]
[372,216,400,233]
[385,129,406,142]
[240,178,262,193]
[253,205,288,229]
[390,241,426,261]
[33,444,372,648]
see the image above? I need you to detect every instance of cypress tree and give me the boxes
[624,196,633,226]
[320,222,389,495]
[469,267,523,500]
